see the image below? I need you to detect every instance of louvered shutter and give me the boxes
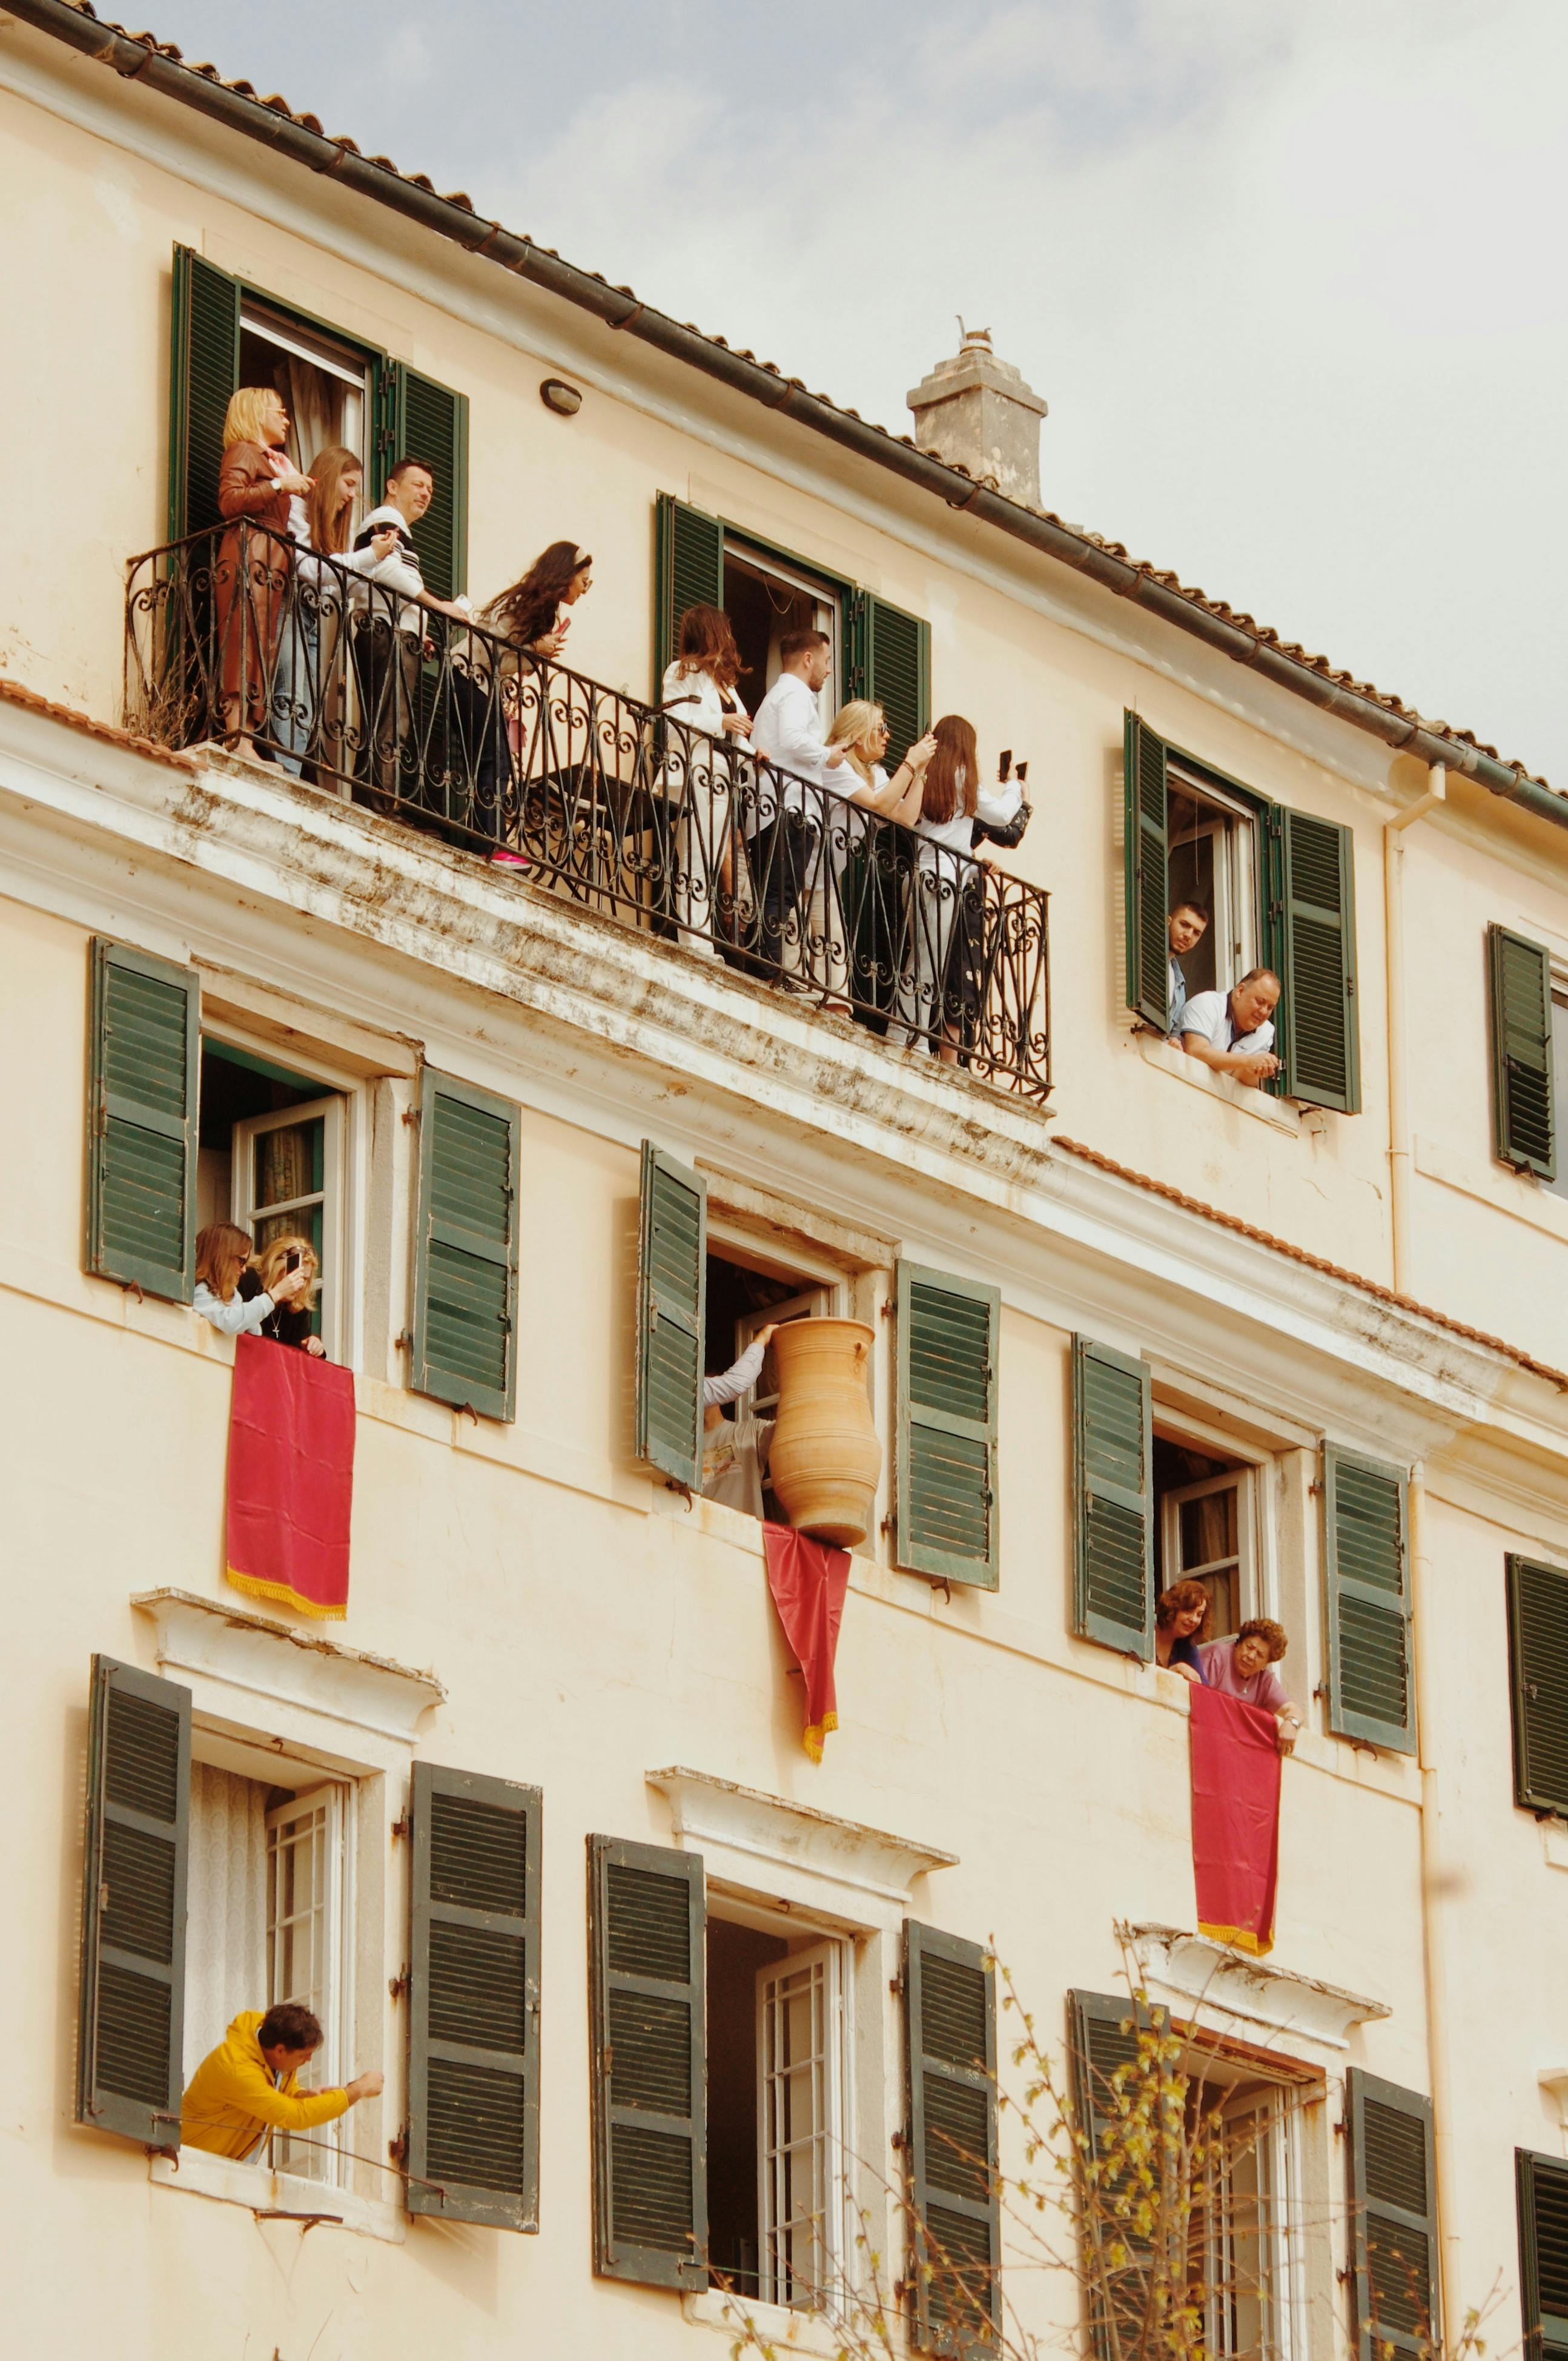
[1519,2150,1568,2361]
[411,1068,520,1421]
[851,592,931,769]
[1489,926,1556,1180]
[76,1655,190,2149]
[1346,2071,1439,2361]
[1324,1448,1414,1752]
[1069,1989,1154,2361]
[1072,1337,1153,1658]
[406,1762,541,2230]
[1123,714,1170,1030]
[588,1835,707,2289]
[653,494,725,694]
[635,1142,706,1490]
[87,938,199,1303]
[895,1262,1000,1589]
[1507,1555,1568,1815]
[378,362,469,600]
[168,246,239,542]
[904,1923,999,2356]
[1275,807,1360,1112]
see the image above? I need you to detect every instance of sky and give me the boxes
[137,0,1567,782]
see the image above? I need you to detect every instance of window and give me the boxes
[1322,1447,1414,1755]
[654,496,930,763]
[1507,1554,1568,1815]
[1124,714,1360,1114]
[1348,2072,1438,2361]
[1191,2078,1305,2361]
[1156,1435,1260,1641]
[184,1751,354,2187]
[197,1035,348,1356]
[1486,924,1557,1183]
[1551,988,1568,1201]
[704,1237,841,1524]
[239,299,371,477]
[1516,2150,1568,2361]
[707,1914,852,2310]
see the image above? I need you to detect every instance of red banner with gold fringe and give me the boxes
[762,1523,850,1762]
[225,1336,355,1620]
[1189,1683,1281,1956]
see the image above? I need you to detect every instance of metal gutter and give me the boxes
[14,0,1565,833]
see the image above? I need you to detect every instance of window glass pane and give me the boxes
[254,1116,325,1211]
[266,1795,339,2181]
[1180,1488,1237,1570]
[761,1953,833,2310]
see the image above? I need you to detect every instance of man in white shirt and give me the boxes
[351,455,472,802]
[1166,900,1209,1039]
[747,629,853,987]
[1180,968,1282,1087]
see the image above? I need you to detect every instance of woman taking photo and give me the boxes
[271,445,400,784]
[237,1233,328,1357]
[822,703,935,1016]
[660,603,753,951]
[477,541,595,869]
[889,713,1021,1060]
[214,388,313,762]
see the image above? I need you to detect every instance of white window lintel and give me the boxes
[647,1765,956,1927]
[132,1588,444,1748]
[1122,1921,1390,2053]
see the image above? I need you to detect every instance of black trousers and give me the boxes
[747,809,820,985]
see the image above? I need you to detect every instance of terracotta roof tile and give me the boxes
[30,4,1556,795]
[0,672,197,769]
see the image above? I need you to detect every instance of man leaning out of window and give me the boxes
[1180,967,1282,1089]
[180,2000,382,2162]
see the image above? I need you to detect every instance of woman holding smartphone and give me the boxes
[239,1234,328,1356]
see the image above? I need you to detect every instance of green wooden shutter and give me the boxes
[168,245,239,543]
[1072,1337,1153,1658]
[76,1655,190,2150]
[895,1261,1000,1589]
[1489,926,1556,1179]
[1123,714,1170,1030]
[1507,1555,1568,1815]
[411,1068,520,1421]
[406,1761,541,2230]
[851,592,931,769]
[653,494,725,694]
[635,1142,706,1490]
[904,1922,1000,2357]
[1346,2071,1439,2361]
[1275,807,1360,1111]
[379,361,469,600]
[588,1835,707,2290]
[1520,2150,1568,2361]
[1069,1988,1155,2361]
[87,938,199,1303]
[1324,1447,1414,1753]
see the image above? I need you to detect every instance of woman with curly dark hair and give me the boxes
[1154,1580,1211,1682]
[471,543,595,872]
[660,603,753,951]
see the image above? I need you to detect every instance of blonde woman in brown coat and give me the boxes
[214,386,313,760]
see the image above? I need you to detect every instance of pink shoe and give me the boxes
[491,847,531,871]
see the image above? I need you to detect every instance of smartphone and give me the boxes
[284,1248,301,1274]
[1016,760,1029,786]
[998,748,1013,783]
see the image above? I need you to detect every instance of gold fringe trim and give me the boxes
[227,1568,347,1623]
[1197,1916,1274,1958]
[802,1710,839,1764]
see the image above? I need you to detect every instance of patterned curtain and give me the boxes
[184,1763,268,2082]
[257,1121,311,1213]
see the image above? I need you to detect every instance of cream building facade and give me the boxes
[4,8,1568,2360]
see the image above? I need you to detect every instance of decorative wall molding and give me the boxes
[131,1588,445,1744]
[1122,1922,1391,2053]
[646,1766,957,1919]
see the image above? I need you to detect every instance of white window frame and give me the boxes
[1154,1408,1279,1628]
[736,1283,842,1419]
[231,1093,346,1359]
[755,1938,852,2314]
[265,1781,354,2187]
[1161,1465,1258,1641]
[239,299,372,471]
[722,538,842,732]
[1168,766,1259,996]
[1191,2079,1306,2361]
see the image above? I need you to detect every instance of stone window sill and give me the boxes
[150,2144,405,2242]
[1138,1032,1300,1134]
[683,2290,851,2353]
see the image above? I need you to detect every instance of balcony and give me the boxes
[125,526,1050,1101]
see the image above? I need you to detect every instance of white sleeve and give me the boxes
[193,1284,276,1337]
[766,688,832,784]
[1180,993,1222,1043]
[971,779,1024,829]
[1232,1020,1275,1053]
[702,1336,767,1408]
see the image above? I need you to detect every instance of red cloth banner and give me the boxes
[1189,1683,1282,1957]
[225,1336,356,1620]
[762,1523,851,1763]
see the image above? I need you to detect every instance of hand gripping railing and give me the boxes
[125,524,1050,1099]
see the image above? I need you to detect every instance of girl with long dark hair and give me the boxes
[660,603,753,952]
[475,543,595,869]
[890,713,1022,1059]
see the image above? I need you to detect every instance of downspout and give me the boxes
[1408,1465,1461,2345]
[1384,767,1447,1296]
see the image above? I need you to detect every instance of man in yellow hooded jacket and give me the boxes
[180,2001,383,2162]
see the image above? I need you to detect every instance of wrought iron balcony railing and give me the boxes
[125,525,1050,1099]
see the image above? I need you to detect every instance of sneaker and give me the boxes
[490,848,531,872]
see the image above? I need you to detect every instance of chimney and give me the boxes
[907,323,1048,509]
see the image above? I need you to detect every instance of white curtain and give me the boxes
[184,1764,269,2082]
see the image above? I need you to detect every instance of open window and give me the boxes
[239,297,372,479]
[1188,2061,1309,2361]
[197,1036,348,1357]
[707,1911,851,2310]
[1155,1434,1260,1641]
[1166,762,1259,1004]
[724,539,844,738]
[702,1235,841,1523]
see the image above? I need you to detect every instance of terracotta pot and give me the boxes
[768,1318,881,1547]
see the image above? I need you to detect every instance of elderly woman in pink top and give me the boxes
[1198,1618,1304,1755]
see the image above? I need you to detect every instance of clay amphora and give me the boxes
[767,1317,881,1547]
